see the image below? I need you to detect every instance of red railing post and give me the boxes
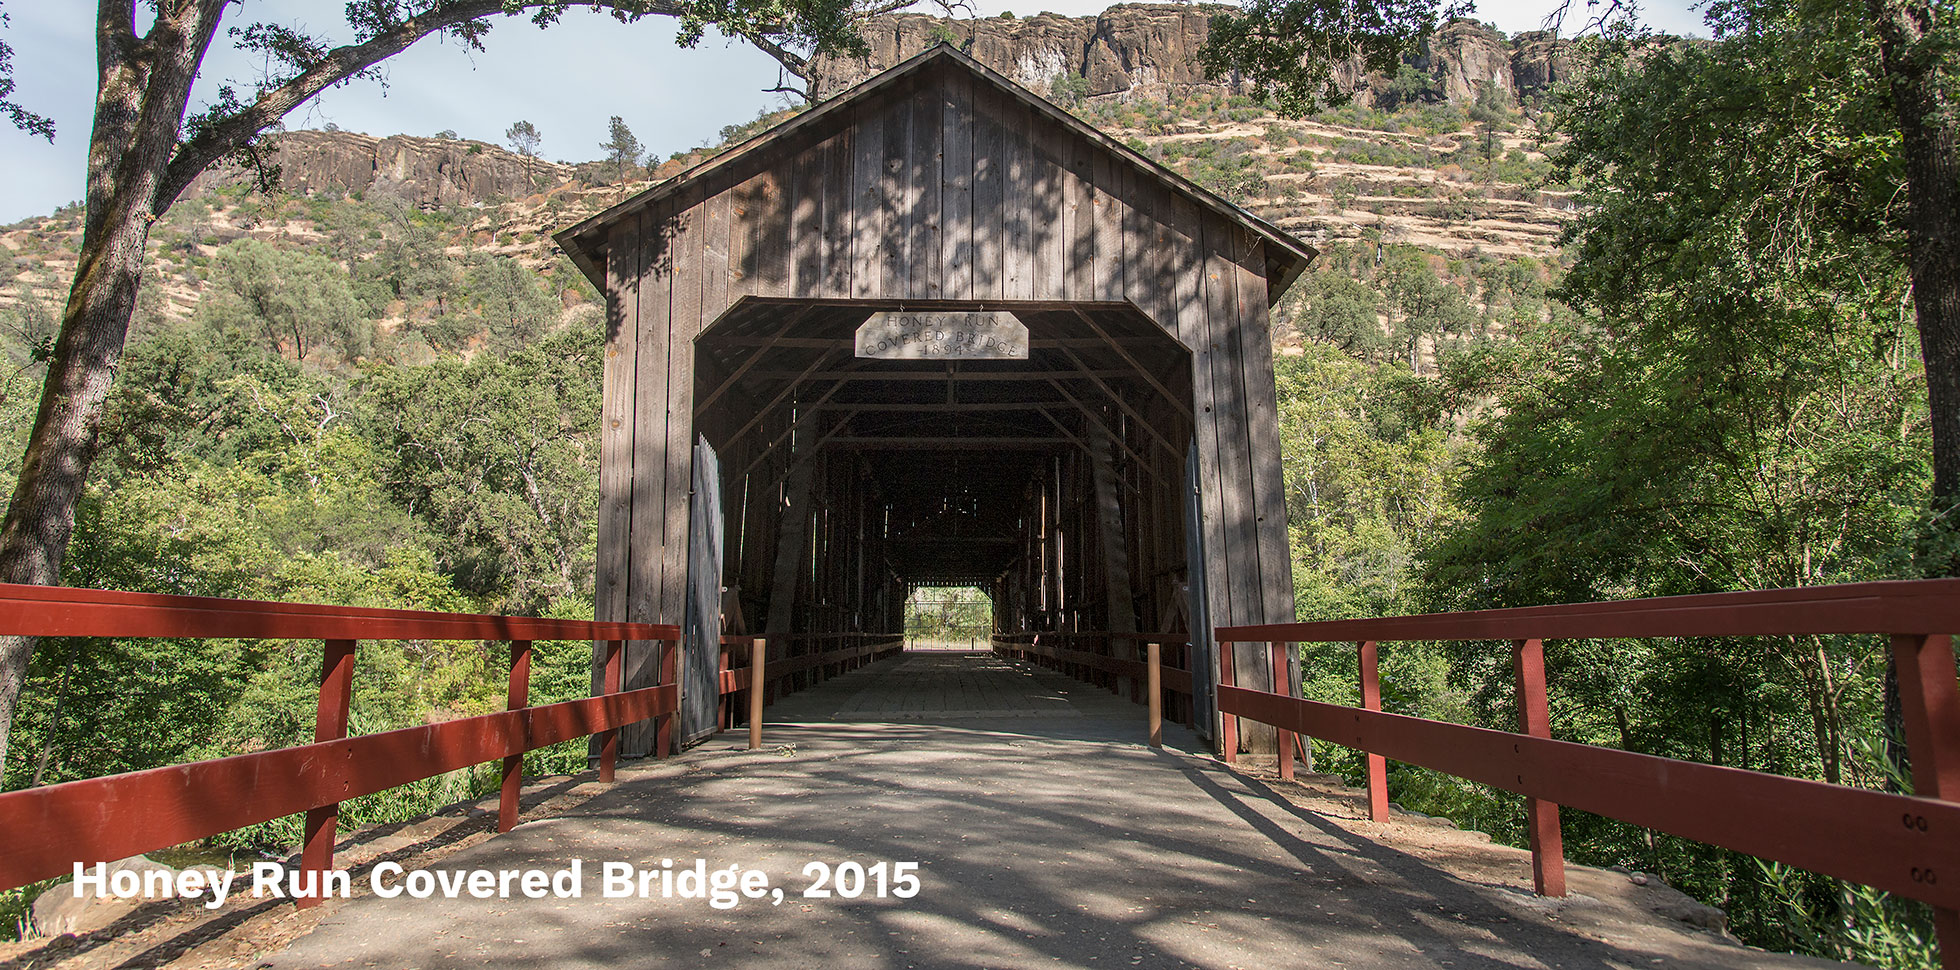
[1514,637,1566,897]
[498,640,532,833]
[299,638,356,910]
[1272,641,1295,781]
[1891,633,1960,956]
[1358,639,1389,822]
[655,636,676,758]
[1147,642,1163,749]
[598,638,623,782]
[1219,640,1238,763]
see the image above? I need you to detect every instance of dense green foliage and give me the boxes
[905,586,991,645]
[1268,5,1947,965]
[0,189,610,902]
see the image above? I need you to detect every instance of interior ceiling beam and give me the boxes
[889,537,1021,546]
[1046,376,1180,463]
[741,406,861,479]
[739,369,1140,382]
[827,437,1070,450]
[1069,308,1193,422]
[696,306,817,413]
[717,347,844,447]
[1038,406,1154,488]
[712,336,1143,350]
[815,401,1066,413]
[733,383,849,478]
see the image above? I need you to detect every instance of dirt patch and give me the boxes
[1224,760,1848,969]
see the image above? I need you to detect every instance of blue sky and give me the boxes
[0,0,1707,225]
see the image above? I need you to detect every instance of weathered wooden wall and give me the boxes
[576,54,1299,754]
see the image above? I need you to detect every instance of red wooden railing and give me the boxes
[0,582,683,904]
[992,631,1196,699]
[0,585,913,905]
[1215,579,1960,966]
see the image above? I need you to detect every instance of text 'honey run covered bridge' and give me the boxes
[555,43,1314,754]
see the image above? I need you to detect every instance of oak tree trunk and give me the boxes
[0,0,223,779]
[1866,0,1960,563]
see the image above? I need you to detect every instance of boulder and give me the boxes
[30,855,176,938]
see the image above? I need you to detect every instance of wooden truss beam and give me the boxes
[1069,309,1192,422]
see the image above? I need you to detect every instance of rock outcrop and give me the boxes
[811,3,1569,107]
[192,130,571,208]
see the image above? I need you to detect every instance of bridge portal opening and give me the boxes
[903,586,991,651]
[693,298,1197,661]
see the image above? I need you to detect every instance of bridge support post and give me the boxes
[1358,640,1389,822]
[499,640,533,833]
[719,645,732,731]
[1514,637,1566,897]
[299,638,356,910]
[1272,642,1295,781]
[1147,642,1163,748]
[1890,633,1960,961]
[1218,641,1238,762]
[655,637,676,758]
[599,639,623,781]
[749,638,767,751]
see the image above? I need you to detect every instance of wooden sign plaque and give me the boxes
[854,311,1030,360]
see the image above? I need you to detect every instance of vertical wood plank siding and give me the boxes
[587,61,1301,754]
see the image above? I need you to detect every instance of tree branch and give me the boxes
[744,31,810,78]
[156,0,864,210]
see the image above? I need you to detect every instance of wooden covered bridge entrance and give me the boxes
[4,42,1958,970]
[556,45,1315,755]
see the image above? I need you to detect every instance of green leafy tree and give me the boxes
[1199,0,1464,115]
[364,202,463,313]
[466,255,562,350]
[1412,14,1935,958]
[1048,71,1091,107]
[0,0,897,777]
[365,325,605,612]
[1379,245,1473,375]
[1279,247,1393,361]
[1277,346,1460,620]
[201,239,374,362]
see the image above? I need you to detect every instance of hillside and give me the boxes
[0,7,1572,354]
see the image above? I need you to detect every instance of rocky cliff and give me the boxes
[190,130,572,208]
[810,4,1570,106]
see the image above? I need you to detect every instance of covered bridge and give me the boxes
[556,44,1314,755]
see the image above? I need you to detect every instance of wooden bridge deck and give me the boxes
[262,653,1846,970]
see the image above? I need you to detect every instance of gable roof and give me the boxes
[555,44,1316,300]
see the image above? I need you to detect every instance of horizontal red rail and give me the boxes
[0,581,665,642]
[1219,577,1960,642]
[0,584,684,899]
[1215,578,1960,966]
[0,684,677,889]
[1218,684,1960,908]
